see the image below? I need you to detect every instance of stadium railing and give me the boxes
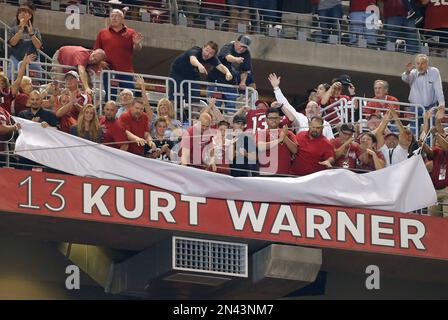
[321,98,349,129]
[179,78,258,125]
[100,69,178,116]
[2,1,447,58]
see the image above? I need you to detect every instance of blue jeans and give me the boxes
[349,11,378,45]
[384,16,419,53]
[9,55,44,81]
[317,4,343,43]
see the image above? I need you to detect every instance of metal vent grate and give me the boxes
[173,237,248,278]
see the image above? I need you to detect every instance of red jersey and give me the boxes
[202,0,226,10]
[95,26,137,72]
[245,109,292,133]
[292,131,334,176]
[425,1,448,30]
[3,90,28,116]
[256,129,297,175]
[330,138,362,169]
[54,91,91,133]
[357,150,385,171]
[350,0,377,11]
[180,125,214,166]
[0,107,12,151]
[58,46,92,69]
[0,88,13,114]
[364,95,400,117]
[429,146,448,190]
[119,111,150,156]
[382,0,407,18]
[99,116,128,148]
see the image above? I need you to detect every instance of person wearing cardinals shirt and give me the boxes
[256,108,297,176]
[94,8,144,98]
[420,0,448,48]
[242,100,292,133]
[54,71,92,133]
[292,116,335,176]
[331,123,362,169]
[268,73,334,139]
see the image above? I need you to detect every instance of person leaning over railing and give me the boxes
[7,4,43,80]
[207,35,253,110]
[168,41,232,102]
[52,45,106,96]
[419,108,448,218]
[69,104,103,143]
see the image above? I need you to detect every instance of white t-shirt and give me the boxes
[379,144,408,167]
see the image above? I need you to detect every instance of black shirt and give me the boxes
[170,46,221,79]
[18,107,59,127]
[145,138,175,162]
[208,42,252,85]
[230,133,259,177]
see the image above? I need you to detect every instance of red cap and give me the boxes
[255,100,269,109]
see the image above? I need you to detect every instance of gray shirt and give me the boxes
[8,24,42,60]
[401,66,445,108]
[318,0,342,11]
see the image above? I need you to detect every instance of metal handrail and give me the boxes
[179,79,257,125]
[100,69,178,117]
[321,98,349,127]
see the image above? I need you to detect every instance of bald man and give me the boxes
[180,113,214,167]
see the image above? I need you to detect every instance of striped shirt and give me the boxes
[401,67,445,108]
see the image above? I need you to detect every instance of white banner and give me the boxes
[13,118,437,213]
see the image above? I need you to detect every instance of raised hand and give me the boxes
[268,73,281,88]
[132,32,144,45]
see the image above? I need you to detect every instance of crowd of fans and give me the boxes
[5,0,448,52]
[0,3,447,216]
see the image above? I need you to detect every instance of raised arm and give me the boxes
[135,75,153,121]
[10,53,36,96]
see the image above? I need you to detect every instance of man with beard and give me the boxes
[119,101,154,156]
[99,100,128,151]
[292,116,335,176]
[17,90,58,128]
[268,73,334,139]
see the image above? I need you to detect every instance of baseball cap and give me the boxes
[237,35,252,48]
[340,123,355,133]
[64,70,80,81]
[338,74,352,86]
[233,115,246,125]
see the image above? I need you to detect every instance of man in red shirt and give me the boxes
[52,46,105,95]
[320,78,354,125]
[292,116,335,176]
[181,113,214,168]
[119,101,154,156]
[95,8,143,98]
[421,0,448,48]
[331,123,362,169]
[364,80,400,117]
[256,108,297,176]
[100,100,128,151]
